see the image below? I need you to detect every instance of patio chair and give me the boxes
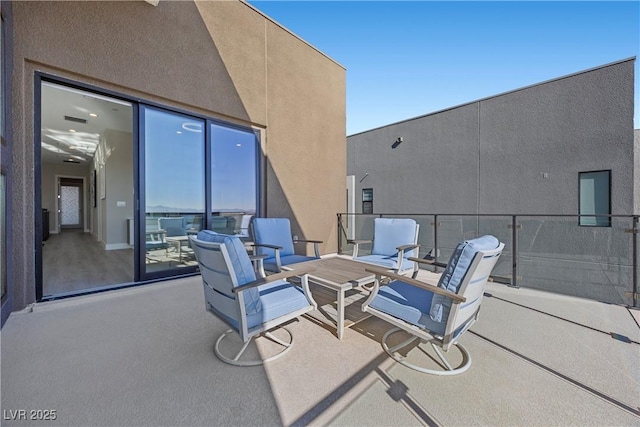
[158,217,186,237]
[250,218,322,274]
[362,235,504,375]
[190,230,317,366]
[145,217,167,252]
[349,218,420,277]
[145,229,167,252]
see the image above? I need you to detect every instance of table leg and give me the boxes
[337,288,345,340]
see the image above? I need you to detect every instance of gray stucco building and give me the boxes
[347,58,637,217]
[346,58,638,306]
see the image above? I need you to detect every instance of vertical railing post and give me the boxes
[337,213,342,255]
[433,214,439,268]
[509,215,519,288]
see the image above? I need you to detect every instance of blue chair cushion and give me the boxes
[252,218,296,258]
[429,235,500,322]
[159,217,185,237]
[371,218,417,257]
[370,280,445,337]
[196,230,261,317]
[356,254,416,271]
[245,280,310,329]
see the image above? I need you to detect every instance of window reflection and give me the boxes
[1,174,5,300]
[210,124,258,239]
[144,107,204,271]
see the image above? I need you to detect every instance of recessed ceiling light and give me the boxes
[182,122,203,133]
[176,131,182,135]
[236,144,242,147]
[69,129,76,133]
[89,113,98,118]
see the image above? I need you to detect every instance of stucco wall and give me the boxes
[103,130,134,249]
[347,59,635,216]
[635,129,640,215]
[10,0,346,309]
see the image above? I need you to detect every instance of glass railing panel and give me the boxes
[410,215,435,259]
[432,215,511,282]
[337,213,637,306]
[338,214,376,256]
[338,214,435,259]
[477,216,513,283]
[516,216,633,305]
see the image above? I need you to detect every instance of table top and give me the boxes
[285,257,375,290]
[165,235,191,242]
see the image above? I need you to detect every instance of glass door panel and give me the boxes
[142,107,204,274]
[210,124,258,239]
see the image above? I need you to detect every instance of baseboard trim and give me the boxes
[105,243,133,251]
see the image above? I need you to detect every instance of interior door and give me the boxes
[59,178,83,230]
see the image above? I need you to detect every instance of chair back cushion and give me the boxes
[158,217,185,237]
[372,218,418,257]
[194,231,261,320]
[429,235,500,322]
[252,218,295,258]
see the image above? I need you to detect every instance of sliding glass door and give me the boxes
[35,77,261,295]
[210,123,258,238]
[141,106,205,276]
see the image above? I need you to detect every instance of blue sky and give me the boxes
[249,1,639,135]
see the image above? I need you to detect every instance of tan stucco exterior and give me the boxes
[8,0,346,310]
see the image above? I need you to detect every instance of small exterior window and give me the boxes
[579,170,611,227]
[362,188,373,214]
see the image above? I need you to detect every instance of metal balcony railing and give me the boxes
[337,213,639,308]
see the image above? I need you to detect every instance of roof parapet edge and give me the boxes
[240,0,346,70]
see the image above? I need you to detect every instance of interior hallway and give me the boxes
[42,230,134,296]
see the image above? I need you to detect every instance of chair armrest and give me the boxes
[394,244,420,273]
[232,267,316,294]
[348,239,372,258]
[364,266,466,303]
[248,254,268,278]
[251,243,283,251]
[294,239,323,244]
[397,244,420,252]
[408,256,447,269]
[294,239,322,258]
[348,239,372,245]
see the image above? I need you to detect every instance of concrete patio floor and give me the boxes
[1,264,639,426]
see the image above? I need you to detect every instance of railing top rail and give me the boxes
[337,213,639,219]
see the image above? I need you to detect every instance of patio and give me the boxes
[1,261,639,426]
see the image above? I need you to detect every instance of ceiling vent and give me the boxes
[64,115,87,124]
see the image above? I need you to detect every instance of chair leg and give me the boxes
[214,328,294,367]
[381,327,472,376]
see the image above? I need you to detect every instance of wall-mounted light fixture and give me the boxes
[392,137,403,149]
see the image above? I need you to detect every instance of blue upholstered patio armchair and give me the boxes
[190,230,317,366]
[158,217,186,237]
[362,235,504,375]
[349,218,420,277]
[250,218,322,274]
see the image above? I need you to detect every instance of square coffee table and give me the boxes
[284,257,376,339]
